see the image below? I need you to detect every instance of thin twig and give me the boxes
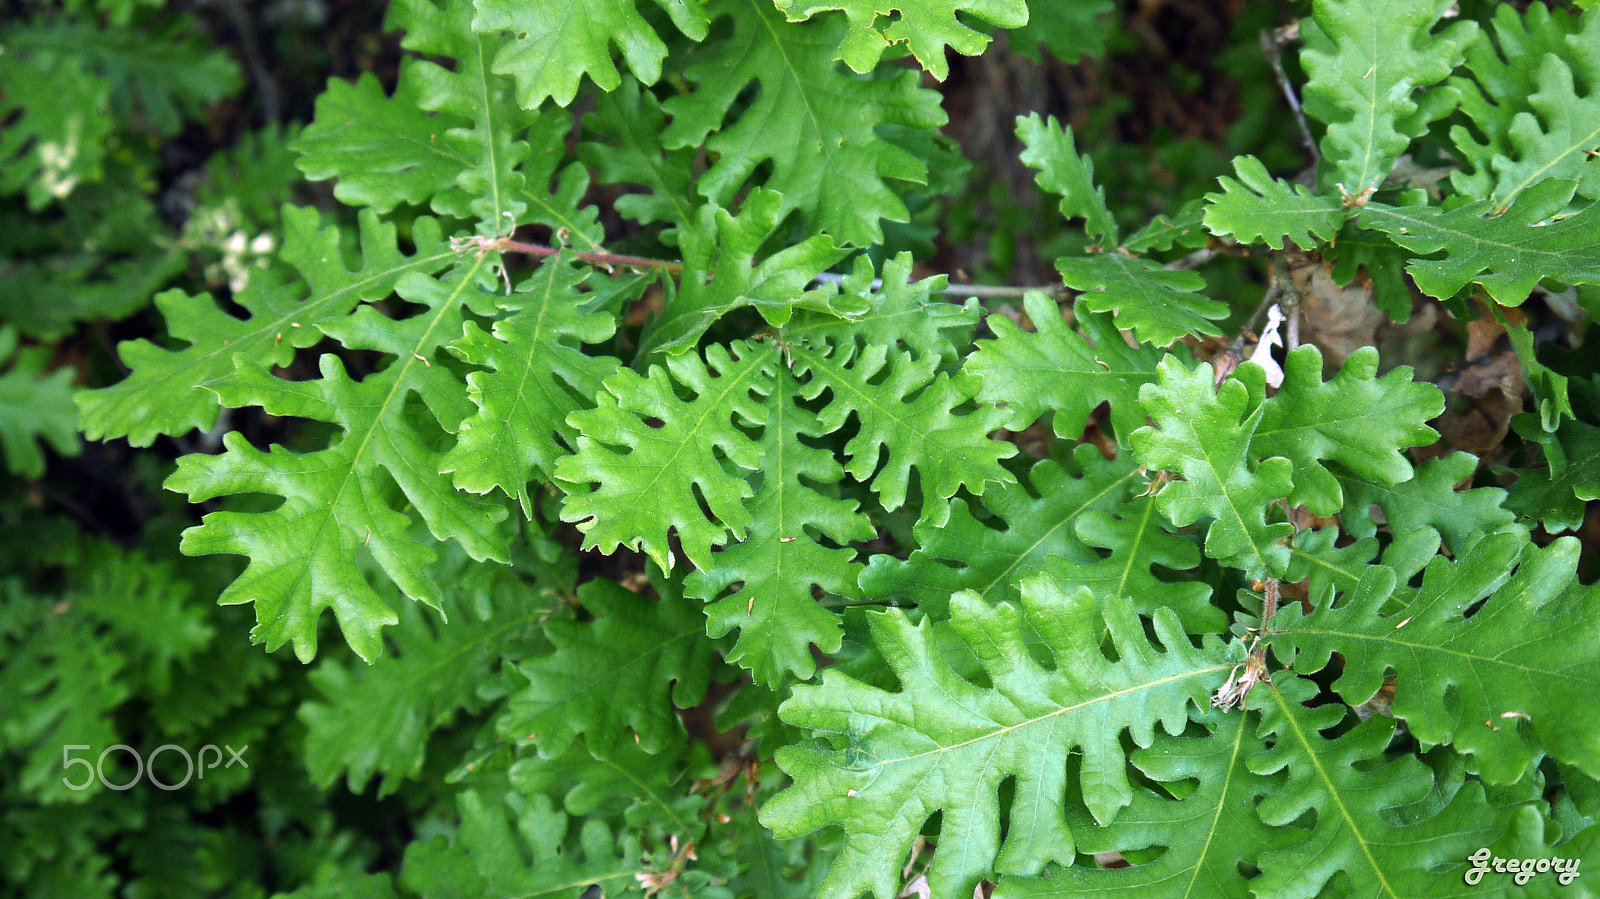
[1272,257,1303,351]
[495,241,1072,300]
[497,238,684,275]
[1162,246,1218,271]
[809,272,1067,301]
[215,0,280,125]
[1261,25,1319,163]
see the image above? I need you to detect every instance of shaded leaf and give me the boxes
[579,78,699,242]
[1338,451,1514,554]
[1121,200,1208,254]
[0,328,78,477]
[662,0,945,246]
[399,790,642,898]
[8,18,240,139]
[860,447,1136,616]
[0,49,111,210]
[1008,0,1114,64]
[300,555,550,796]
[969,291,1167,441]
[510,736,706,837]
[1502,415,1600,533]
[499,577,716,759]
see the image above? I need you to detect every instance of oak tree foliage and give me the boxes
[41,0,1600,895]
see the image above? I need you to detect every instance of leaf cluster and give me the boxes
[33,0,1600,896]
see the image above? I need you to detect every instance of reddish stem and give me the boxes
[498,239,683,276]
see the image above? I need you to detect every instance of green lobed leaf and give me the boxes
[1449,3,1600,210]
[440,257,620,518]
[1358,179,1600,304]
[1502,415,1600,533]
[563,297,1011,572]
[473,0,707,109]
[1247,677,1548,898]
[762,577,1236,899]
[661,0,946,247]
[0,589,129,806]
[783,254,980,364]
[0,185,183,340]
[969,291,1167,442]
[0,328,78,478]
[77,207,458,447]
[399,790,643,898]
[1323,224,1418,321]
[1299,0,1477,195]
[1130,356,1294,577]
[292,70,471,213]
[1243,345,1443,515]
[1008,0,1114,64]
[786,337,1016,522]
[1285,524,1441,613]
[775,0,1027,80]
[1338,450,1514,554]
[684,360,876,686]
[1056,254,1226,348]
[556,339,773,572]
[165,260,511,664]
[1121,199,1208,254]
[579,78,699,243]
[498,576,716,759]
[1017,113,1118,247]
[509,736,706,838]
[1271,528,1600,785]
[859,447,1135,615]
[388,0,545,234]
[637,190,848,357]
[1503,316,1575,432]
[0,49,112,210]
[718,805,835,899]
[300,555,550,797]
[1202,155,1347,248]
[1044,492,1224,634]
[994,706,1297,899]
[7,17,240,139]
